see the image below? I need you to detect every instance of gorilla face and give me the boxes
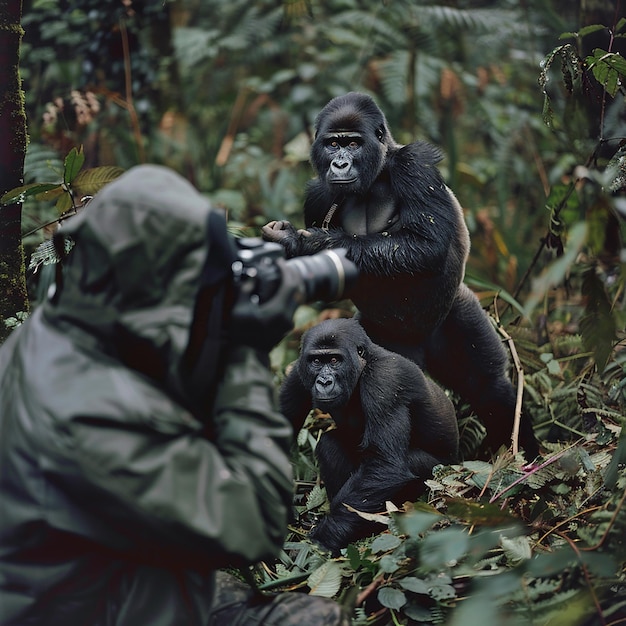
[298,319,368,412]
[318,131,363,187]
[307,347,350,408]
[311,92,392,194]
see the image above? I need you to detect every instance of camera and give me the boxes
[232,238,358,305]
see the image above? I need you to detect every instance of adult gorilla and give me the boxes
[280,318,458,555]
[263,92,538,458]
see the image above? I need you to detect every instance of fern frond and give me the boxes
[24,144,63,184]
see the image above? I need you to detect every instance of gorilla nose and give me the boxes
[332,157,349,169]
[317,375,333,387]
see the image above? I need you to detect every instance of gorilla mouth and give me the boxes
[315,396,341,406]
[329,177,358,185]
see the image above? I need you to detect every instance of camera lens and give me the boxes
[286,249,358,302]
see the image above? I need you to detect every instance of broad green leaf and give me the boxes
[399,576,429,595]
[346,543,362,570]
[462,460,494,490]
[578,24,606,37]
[527,549,578,577]
[586,49,626,97]
[35,186,65,203]
[547,359,561,376]
[1,182,61,205]
[55,192,74,213]
[377,587,406,610]
[63,147,85,184]
[446,498,518,526]
[397,510,439,538]
[462,460,493,473]
[307,561,343,598]
[429,583,456,600]
[370,533,401,553]
[420,528,469,569]
[404,603,433,621]
[296,427,309,447]
[578,551,618,577]
[71,166,125,199]
[379,554,400,573]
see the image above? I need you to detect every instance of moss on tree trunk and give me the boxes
[0,0,29,344]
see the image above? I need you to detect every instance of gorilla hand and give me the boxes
[261,220,311,244]
[261,220,297,243]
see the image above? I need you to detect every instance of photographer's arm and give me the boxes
[46,347,293,571]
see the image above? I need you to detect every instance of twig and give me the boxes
[580,487,626,552]
[535,504,604,547]
[554,531,606,625]
[492,298,523,455]
[355,575,384,606]
[21,208,79,239]
[215,87,250,167]
[119,17,145,163]
[489,445,577,503]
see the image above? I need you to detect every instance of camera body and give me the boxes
[232,238,358,305]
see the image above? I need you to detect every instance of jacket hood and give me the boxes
[45,164,232,406]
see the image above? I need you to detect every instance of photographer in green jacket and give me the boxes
[0,165,350,626]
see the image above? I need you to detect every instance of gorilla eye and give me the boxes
[348,141,359,149]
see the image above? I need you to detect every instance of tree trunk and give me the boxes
[0,0,29,344]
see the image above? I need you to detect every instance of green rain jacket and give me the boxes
[0,165,294,625]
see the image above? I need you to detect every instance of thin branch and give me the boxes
[355,575,384,606]
[554,530,606,625]
[119,17,145,163]
[489,444,580,503]
[492,298,523,455]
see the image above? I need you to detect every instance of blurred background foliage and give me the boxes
[18,0,624,302]
[11,0,626,623]
[17,0,626,413]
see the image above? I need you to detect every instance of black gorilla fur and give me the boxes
[263,92,538,458]
[280,318,459,555]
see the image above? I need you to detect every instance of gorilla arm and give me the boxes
[309,405,425,555]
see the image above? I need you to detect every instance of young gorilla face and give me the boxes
[302,328,366,411]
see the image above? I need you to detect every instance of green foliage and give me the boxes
[260,421,626,624]
[2,146,123,214]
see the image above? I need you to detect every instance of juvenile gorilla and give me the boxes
[263,92,538,458]
[280,318,458,555]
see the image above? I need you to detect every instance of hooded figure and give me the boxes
[0,165,349,626]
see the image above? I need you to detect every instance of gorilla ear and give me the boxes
[376,125,385,142]
[356,345,367,372]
